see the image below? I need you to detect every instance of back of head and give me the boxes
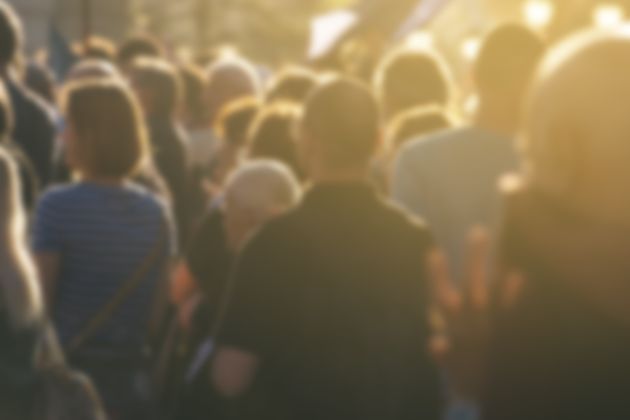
[63,79,148,179]
[81,36,116,62]
[248,103,302,177]
[475,23,545,101]
[206,55,261,122]
[25,62,56,104]
[67,59,119,82]
[225,159,301,221]
[266,67,319,105]
[117,34,164,69]
[130,57,181,118]
[523,28,630,210]
[375,49,451,118]
[0,1,21,70]
[301,76,381,170]
[216,97,261,147]
[179,63,207,126]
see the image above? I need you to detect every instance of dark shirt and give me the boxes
[484,188,630,420]
[218,183,442,420]
[148,117,192,246]
[1,142,38,210]
[6,78,56,187]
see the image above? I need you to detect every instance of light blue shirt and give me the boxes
[392,127,519,278]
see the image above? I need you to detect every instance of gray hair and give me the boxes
[224,159,301,220]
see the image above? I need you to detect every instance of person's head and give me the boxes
[0,81,12,142]
[66,59,120,82]
[25,61,56,105]
[265,67,319,105]
[117,34,164,70]
[0,1,22,72]
[62,79,149,181]
[0,148,43,330]
[387,105,453,152]
[216,97,261,149]
[178,63,207,128]
[299,76,381,181]
[223,159,301,251]
[130,58,181,119]
[374,49,452,120]
[474,23,545,111]
[248,103,302,178]
[206,55,261,125]
[520,28,630,225]
[80,36,116,62]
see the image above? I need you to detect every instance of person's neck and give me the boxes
[81,173,125,187]
[474,99,520,138]
[309,165,369,185]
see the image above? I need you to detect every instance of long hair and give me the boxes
[0,147,43,329]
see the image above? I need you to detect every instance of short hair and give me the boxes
[81,36,116,62]
[67,59,120,81]
[387,106,453,150]
[266,67,319,104]
[375,49,451,118]
[26,62,56,104]
[216,97,261,147]
[475,23,545,97]
[63,79,149,179]
[522,29,630,202]
[301,77,381,168]
[206,56,262,121]
[248,103,302,177]
[117,34,164,68]
[225,159,301,219]
[178,63,207,125]
[130,58,181,118]
[0,81,13,140]
[0,1,22,68]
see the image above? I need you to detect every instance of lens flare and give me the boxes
[594,5,625,29]
[461,37,481,61]
[405,31,433,51]
[523,0,555,29]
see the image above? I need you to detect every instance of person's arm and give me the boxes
[212,347,260,398]
[34,252,60,311]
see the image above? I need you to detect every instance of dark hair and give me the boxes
[266,67,318,104]
[25,62,56,105]
[0,2,21,68]
[179,63,207,125]
[0,81,12,140]
[249,103,302,177]
[387,106,453,151]
[131,58,181,118]
[302,77,381,168]
[376,50,451,118]
[64,79,148,178]
[117,34,163,67]
[81,36,116,62]
[475,23,545,96]
[216,97,260,147]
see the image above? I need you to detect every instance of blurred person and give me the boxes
[67,59,119,81]
[0,148,106,420]
[247,102,303,178]
[265,66,318,105]
[33,79,174,420]
[393,24,545,277]
[80,36,116,62]
[130,57,192,246]
[0,79,38,209]
[211,77,442,420]
[25,61,57,106]
[375,48,452,122]
[117,34,164,72]
[0,1,56,186]
[160,160,301,419]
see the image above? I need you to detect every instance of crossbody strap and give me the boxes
[66,225,167,355]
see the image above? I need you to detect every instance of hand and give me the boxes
[428,227,524,398]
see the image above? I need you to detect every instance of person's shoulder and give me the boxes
[8,80,55,123]
[40,367,107,420]
[126,182,171,217]
[400,126,478,161]
[379,197,434,247]
[38,183,82,206]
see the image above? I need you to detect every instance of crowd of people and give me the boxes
[1,0,630,419]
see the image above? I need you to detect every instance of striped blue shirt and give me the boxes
[33,182,174,353]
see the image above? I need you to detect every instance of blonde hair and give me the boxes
[522,28,630,208]
[0,147,43,328]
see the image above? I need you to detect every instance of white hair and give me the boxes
[224,159,301,219]
[207,54,262,97]
[0,147,43,328]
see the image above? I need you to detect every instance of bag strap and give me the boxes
[66,224,168,355]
